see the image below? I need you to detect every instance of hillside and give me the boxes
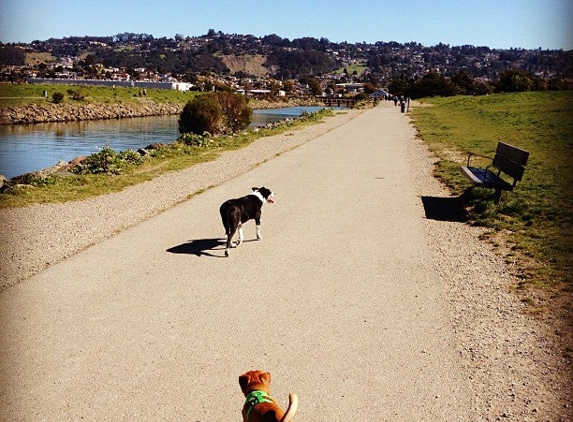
[1,32,571,85]
[220,54,269,78]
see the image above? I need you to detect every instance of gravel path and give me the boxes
[1,103,571,420]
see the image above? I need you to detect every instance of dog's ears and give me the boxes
[239,373,251,392]
[259,371,271,385]
[251,187,259,192]
[239,370,271,393]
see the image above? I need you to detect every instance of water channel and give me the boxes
[0,106,328,178]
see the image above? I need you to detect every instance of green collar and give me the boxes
[244,390,274,421]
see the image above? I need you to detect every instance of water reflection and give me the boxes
[0,116,179,178]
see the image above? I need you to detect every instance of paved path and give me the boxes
[1,104,472,421]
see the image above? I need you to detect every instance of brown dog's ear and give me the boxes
[239,373,252,393]
[258,371,271,386]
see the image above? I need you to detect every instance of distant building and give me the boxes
[369,89,390,99]
[26,78,194,91]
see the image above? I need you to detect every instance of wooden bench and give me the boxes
[460,142,530,203]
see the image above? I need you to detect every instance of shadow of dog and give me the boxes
[167,238,226,257]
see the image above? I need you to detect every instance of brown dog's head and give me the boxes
[239,370,272,396]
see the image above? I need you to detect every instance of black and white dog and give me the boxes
[219,187,275,257]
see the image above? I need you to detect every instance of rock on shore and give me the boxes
[0,101,183,125]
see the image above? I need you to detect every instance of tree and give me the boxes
[496,69,534,92]
[407,72,457,98]
[0,45,26,65]
[388,75,412,97]
[451,70,475,95]
[307,78,322,96]
[362,82,377,94]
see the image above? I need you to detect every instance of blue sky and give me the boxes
[1,0,571,50]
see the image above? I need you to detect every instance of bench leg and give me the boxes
[494,188,502,204]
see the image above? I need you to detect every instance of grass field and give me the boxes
[0,83,196,107]
[335,64,367,76]
[410,91,572,294]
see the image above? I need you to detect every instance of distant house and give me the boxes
[237,88,271,97]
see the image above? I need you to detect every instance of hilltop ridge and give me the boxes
[1,31,571,88]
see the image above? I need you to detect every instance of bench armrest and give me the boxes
[466,151,493,167]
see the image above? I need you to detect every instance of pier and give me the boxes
[320,97,360,107]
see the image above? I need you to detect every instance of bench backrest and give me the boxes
[492,142,530,182]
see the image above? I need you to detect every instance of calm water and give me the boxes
[0,106,327,178]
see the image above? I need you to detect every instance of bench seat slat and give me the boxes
[460,166,514,191]
[460,142,529,203]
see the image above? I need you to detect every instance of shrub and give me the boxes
[74,144,120,174]
[73,146,146,175]
[179,94,222,135]
[52,92,65,104]
[178,132,216,147]
[215,91,252,134]
[17,172,58,187]
[117,149,144,165]
[66,89,86,101]
[178,92,252,135]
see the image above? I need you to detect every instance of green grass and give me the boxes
[0,83,197,107]
[411,91,572,292]
[335,64,366,76]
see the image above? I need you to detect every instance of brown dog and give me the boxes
[239,370,298,422]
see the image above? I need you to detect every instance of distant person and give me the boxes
[393,95,398,106]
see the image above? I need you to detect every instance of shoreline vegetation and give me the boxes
[0,105,339,208]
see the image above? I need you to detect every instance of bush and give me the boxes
[117,149,144,165]
[75,144,119,174]
[66,89,86,101]
[17,172,58,187]
[179,94,222,135]
[72,145,144,175]
[178,92,252,135]
[215,91,252,134]
[178,132,216,147]
[52,92,65,104]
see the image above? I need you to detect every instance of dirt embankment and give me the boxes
[220,54,269,78]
